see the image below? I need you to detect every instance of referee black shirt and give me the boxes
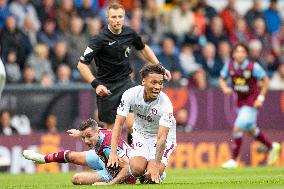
[80,26,145,83]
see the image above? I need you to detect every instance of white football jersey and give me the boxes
[0,58,6,98]
[117,85,176,142]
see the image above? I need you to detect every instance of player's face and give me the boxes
[142,73,164,101]
[232,46,248,64]
[80,128,99,149]
[107,8,125,33]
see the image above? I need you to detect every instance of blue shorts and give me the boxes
[85,147,125,182]
[234,106,258,131]
[85,150,112,182]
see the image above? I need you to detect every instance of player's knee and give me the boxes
[71,173,84,185]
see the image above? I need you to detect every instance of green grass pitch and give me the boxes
[0,167,284,189]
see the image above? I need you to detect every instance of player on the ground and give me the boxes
[108,64,176,184]
[77,3,171,146]
[0,58,6,98]
[23,118,136,185]
[219,43,281,168]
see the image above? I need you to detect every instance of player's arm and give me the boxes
[77,62,95,83]
[253,63,269,108]
[108,90,131,168]
[108,115,126,168]
[219,63,233,95]
[108,155,130,185]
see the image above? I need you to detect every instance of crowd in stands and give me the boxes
[1,0,284,90]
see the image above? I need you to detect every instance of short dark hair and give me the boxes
[140,64,165,79]
[231,43,249,55]
[79,118,98,131]
[107,2,124,11]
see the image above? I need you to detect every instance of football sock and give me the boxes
[254,131,272,150]
[44,150,70,163]
[232,137,242,160]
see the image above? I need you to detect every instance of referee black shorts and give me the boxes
[96,77,136,124]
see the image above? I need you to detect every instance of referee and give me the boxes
[77,3,171,138]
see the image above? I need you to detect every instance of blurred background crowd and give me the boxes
[1,0,284,90]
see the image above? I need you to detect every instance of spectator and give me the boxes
[0,110,18,135]
[49,41,72,72]
[244,0,265,32]
[270,63,284,90]
[179,44,206,90]
[170,0,194,44]
[4,50,21,83]
[84,16,102,41]
[263,0,281,34]
[20,65,37,85]
[248,39,268,71]
[219,0,239,35]
[64,16,88,71]
[0,0,10,31]
[142,0,163,45]
[56,0,78,32]
[21,16,38,47]
[44,114,58,134]
[157,37,184,76]
[55,64,72,85]
[271,22,284,57]
[26,43,55,82]
[77,0,97,21]
[218,40,231,65]
[9,0,41,31]
[205,16,228,47]
[198,0,217,23]
[40,72,54,87]
[37,18,64,50]
[196,42,223,88]
[184,25,206,51]
[0,15,31,68]
[229,17,255,45]
[36,0,57,24]
[193,3,206,35]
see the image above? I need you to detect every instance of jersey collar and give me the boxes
[95,131,105,151]
[233,59,249,70]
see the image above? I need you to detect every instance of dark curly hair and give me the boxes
[140,64,165,79]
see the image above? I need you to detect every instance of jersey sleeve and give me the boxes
[117,89,133,117]
[79,36,103,65]
[132,32,145,50]
[220,62,229,79]
[252,62,266,80]
[159,97,174,128]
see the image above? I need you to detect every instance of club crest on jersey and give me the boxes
[151,108,158,115]
[243,70,251,79]
[125,47,130,57]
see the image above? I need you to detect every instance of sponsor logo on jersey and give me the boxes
[137,113,153,122]
[108,41,116,45]
[125,47,130,57]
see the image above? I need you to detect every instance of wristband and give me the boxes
[257,95,265,102]
[91,79,102,89]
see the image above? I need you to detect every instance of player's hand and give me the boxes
[96,85,111,96]
[164,69,172,81]
[66,129,80,137]
[222,87,233,95]
[253,99,263,109]
[145,163,160,183]
[107,151,119,168]
[92,182,109,186]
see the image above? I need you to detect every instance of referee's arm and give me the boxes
[139,44,159,64]
[77,62,96,83]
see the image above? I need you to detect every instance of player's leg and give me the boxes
[71,172,103,185]
[223,106,250,168]
[246,109,281,165]
[143,142,176,183]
